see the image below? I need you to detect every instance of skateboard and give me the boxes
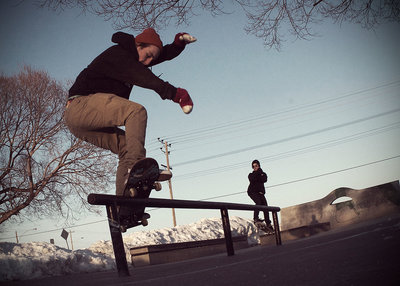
[255,221,274,235]
[118,158,172,232]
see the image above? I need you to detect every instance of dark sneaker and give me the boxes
[254,218,264,223]
[265,224,274,232]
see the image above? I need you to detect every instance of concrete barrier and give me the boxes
[281,181,400,231]
[260,222,331,245]
[130,235,249,267]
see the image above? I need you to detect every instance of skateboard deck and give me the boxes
[255,221,274,235]
[119,158,171,232]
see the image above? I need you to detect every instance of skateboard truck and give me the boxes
[119,213,151,232]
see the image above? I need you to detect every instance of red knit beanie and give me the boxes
[135,28,163,51]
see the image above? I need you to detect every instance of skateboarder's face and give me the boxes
[252,163,259,171]
[137,44,160,66]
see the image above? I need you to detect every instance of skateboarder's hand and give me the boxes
[173,88,193,114]
[174,33,197,47]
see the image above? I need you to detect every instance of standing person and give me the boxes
[247,160,272,228]
[64,28,196,196]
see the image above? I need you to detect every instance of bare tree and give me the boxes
[36,0,399,50]
[0,66,116,225]
[238,0,399,49]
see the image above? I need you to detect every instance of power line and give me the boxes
[145,80,400,161]
[172,93,398,153]
[152,79,400,145]
[196,155,400,201]
[0,220,106,241]
[173,108,400,167]
[174,121,400,180]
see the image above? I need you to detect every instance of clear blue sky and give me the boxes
[1,0,399,249]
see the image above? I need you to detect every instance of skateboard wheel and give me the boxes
[154,182,162,191]
[142,218,148,226]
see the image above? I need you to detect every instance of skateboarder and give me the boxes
[247,160,272,228]
[64,28,195,196]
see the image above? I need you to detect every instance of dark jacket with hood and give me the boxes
[247,169,268,194]
[69,32,184,100]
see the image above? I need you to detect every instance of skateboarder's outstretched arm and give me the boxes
[108,30,196,114]
[152,32,196,114]
[150,33,197,65]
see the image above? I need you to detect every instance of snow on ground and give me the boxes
[0,216,259,281]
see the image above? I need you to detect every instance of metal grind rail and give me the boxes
[87,193,282,277]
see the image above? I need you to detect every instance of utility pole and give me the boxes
[15,228,37,243]
[70,230,75,251]
[159,138,177,227]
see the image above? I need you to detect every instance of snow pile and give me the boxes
[0,216,259,281]
[0,242,114,281]
[89,216,259,259]
[126,216,259,246]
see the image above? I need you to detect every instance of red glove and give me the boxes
[173,88,193,114]
[173,33,197,48]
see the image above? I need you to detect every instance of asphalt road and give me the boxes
[2,213,400,286]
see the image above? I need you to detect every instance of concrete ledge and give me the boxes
[281,181,400,230]
[260,222,331,245]
[130,235,249,267]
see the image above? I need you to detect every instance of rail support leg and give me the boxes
[272,211,282,245]
[220,208,234,256]
[106,204,130,277]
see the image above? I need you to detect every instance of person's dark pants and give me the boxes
[248,192,271,224]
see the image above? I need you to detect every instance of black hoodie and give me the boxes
[247,168,268,194]
[69,32,184,100]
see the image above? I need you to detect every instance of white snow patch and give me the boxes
[0,216,259,281]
